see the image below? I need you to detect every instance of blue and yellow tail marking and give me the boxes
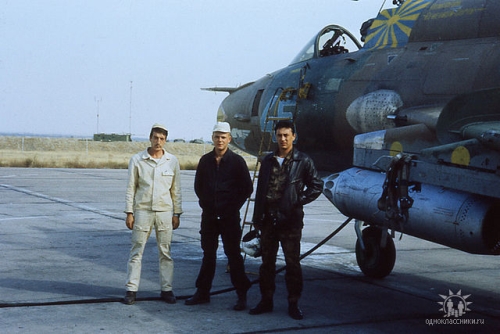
[364,0,432,49]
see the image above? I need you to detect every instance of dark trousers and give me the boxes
[259,221,303,304]
[195,214,250,296]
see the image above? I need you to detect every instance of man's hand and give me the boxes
[126,213,134,230]
[172,215,180,230]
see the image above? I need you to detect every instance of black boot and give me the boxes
[288,302,303,320]
[249,300,273,315]
[185,290,210,305]
[233,292,246,311]
[233,284,250,311]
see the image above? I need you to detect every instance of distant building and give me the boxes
[93,133,132,142]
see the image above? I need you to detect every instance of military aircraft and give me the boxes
[205,0,500,278]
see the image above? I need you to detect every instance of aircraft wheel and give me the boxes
[355,226,396,279]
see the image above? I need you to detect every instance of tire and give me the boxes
[355,226,396,279]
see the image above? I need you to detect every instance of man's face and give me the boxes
[276,127,295,154]
[150,131,167,152]
[212,132,231,152]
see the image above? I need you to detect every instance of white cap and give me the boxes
[151,123,168,133]
[212,122,231,133]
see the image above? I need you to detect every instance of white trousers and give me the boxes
[125,210,173,292]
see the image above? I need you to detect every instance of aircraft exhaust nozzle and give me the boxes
[323,168,500,255]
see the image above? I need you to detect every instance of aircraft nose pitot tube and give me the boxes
[323,168,500,255]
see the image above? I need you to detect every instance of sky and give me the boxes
[0,0,394,141]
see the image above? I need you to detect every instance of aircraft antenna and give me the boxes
[95,96,102,134]
[129,81,133,139]
[379,0,387,13]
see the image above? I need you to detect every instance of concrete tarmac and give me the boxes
[0,168,498,333]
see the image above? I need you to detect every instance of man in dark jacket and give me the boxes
[185,122,253,311]
[249,120,323,320]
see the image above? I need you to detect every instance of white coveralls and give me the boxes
[124,148,182,292]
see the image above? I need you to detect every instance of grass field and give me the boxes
[0,136,256,170]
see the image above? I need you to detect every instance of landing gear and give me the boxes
[355,226,396,279]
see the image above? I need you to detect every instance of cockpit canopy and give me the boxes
[290,25,362,65]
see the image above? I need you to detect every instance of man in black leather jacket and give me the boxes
[249,120,323,320]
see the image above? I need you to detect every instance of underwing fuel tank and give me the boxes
[323,168,500,255]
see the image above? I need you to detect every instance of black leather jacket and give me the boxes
[253,149,323,230]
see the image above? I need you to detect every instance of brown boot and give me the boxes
[123,291,136,305]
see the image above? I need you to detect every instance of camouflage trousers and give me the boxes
[258,223,303,304]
